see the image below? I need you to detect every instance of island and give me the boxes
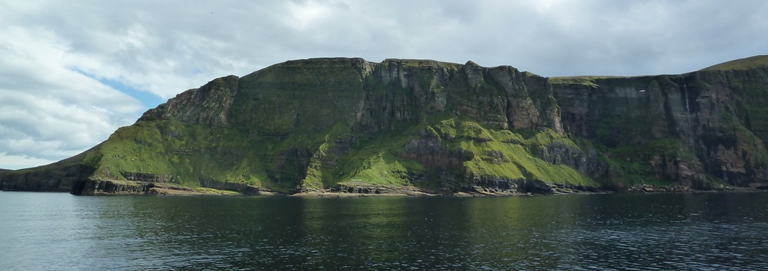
[2,56,768,196]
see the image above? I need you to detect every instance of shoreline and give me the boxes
[290,187,768,198]
[4,185,765,197]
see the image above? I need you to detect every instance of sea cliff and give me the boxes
[3,56,768,195]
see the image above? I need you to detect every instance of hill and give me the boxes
[700,55,768,71]
[3,56,768,195]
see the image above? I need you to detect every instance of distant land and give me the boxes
[2,55,768,196]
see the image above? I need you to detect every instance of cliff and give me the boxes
[3,56,768,195]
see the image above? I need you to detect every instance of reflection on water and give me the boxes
[1,191,767,270]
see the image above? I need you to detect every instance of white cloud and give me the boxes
[284,1,336,31]
[0,26,142,168]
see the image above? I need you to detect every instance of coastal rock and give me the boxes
[70,179,152,195]
[0,164,94,192]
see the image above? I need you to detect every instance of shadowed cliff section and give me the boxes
[551,61,768,189]
[0,146,100,192]
[3,56,768,195]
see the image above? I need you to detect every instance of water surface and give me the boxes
[1,191,767,270]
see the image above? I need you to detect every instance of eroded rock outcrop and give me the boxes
[140,75,239,126]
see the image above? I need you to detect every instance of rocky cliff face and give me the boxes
[552,64,768,188]
[3,56,767,195]
[0,164,93,192]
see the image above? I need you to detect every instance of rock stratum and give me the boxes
[3,56,768,195]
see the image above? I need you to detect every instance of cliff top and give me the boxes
[701,55,768,71]
[549,76,626,87]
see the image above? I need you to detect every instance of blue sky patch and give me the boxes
[75,70,165,110]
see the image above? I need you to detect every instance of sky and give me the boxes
[1,0,767,169]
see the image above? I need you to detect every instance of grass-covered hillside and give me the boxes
[70,58,605,195]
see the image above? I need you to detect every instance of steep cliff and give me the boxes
[2,56,768,195]
[553,56,768,189]
[0,147,98,192]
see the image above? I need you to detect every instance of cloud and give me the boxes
[0,26,142,168]
[0,0,767,169]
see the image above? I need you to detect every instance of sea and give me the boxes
[1,191,767,270]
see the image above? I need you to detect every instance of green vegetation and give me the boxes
[77,108,599,194]
[549,76,624,87]
[599,138,686,186]
[700,55,768,71]
[433,119,595,186]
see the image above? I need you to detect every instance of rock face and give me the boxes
[2,56,768,195]
[0,165,93,192]
[552,63,768,188]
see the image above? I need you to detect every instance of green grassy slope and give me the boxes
[700,55,768,71]
[69,58,604,194]
[80,116,599,193]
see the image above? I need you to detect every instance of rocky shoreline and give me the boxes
[66,179,245,196]
[5,181,761,197]
[292,184,767,198]
[3,166,766,197]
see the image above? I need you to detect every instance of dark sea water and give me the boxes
[1,191,767,270]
